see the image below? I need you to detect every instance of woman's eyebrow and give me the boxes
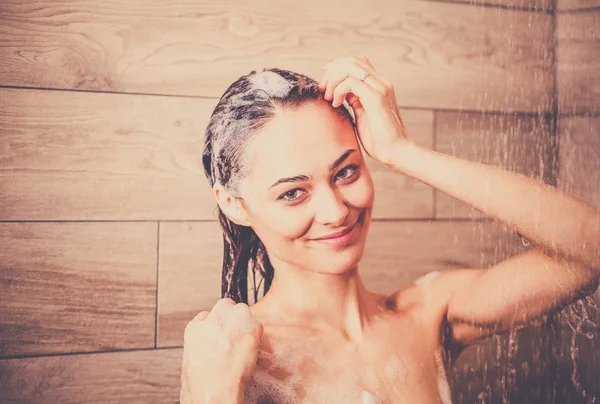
[330,148,356,171]
[268,148,357,189]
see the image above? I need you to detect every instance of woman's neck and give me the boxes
[254,257,378,342]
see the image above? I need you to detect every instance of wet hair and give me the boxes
[202,67,357,304]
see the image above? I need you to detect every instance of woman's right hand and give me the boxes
[180,298,264,404]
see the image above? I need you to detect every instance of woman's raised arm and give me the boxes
[319,55,600,346]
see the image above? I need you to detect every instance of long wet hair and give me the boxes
[202,67,357,304]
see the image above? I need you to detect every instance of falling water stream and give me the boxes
[448,115,600,403]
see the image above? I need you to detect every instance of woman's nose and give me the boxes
[314,187,349,226]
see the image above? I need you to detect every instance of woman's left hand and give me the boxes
[318,56,415,167]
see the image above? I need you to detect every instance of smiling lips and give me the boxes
[309,221,359,248]
[312,224,356,240]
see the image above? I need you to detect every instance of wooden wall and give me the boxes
[1,0,598,402]
[551,2,600,403]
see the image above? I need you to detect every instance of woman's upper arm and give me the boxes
[428,248,599,346]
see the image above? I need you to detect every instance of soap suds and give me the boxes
[245,337,379,403]
[361,390,383,404]
[249,69,295,99]
[383,354,408,383]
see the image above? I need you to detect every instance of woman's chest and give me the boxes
[245,316,446,403]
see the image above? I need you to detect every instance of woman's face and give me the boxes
[238,101,375,275]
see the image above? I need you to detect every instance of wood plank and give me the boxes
[558,116,600,210]
[450,323,600,403]
[359,219,528,295]
[0,222,157,357]
[0,88,432,221]
[558,114,600,302]
[556,12,600,115]
[157,219,528,347]
[557,0,600,10]
[0,0,553,112]
[435,111,555,219]
[158,222,223,347]
[0,348,182,404]
[0,88,217,221]
[434,0,553,11]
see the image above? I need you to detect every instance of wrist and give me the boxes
[386,140,423,175]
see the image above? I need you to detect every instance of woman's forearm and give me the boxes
[389,142,600,269]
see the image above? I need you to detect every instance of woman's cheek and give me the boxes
[270,207,312,240]
[349,171,375,209]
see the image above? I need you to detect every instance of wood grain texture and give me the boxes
[557,115,598,319]
[0,88,215,221]
[0,348,182,403]
[157,222,223,347]
[0,88,433,221]
[0,0,553,112]
[444,0,553,10]
[0,222,157,357]
[452,0,554,12]
[359,219,529,294]
[157,219,528,347]
[556,11,600,115]
[435,111,556,219]
[557,0,600,10]
[558,116,600,209]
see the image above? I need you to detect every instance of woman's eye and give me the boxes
[335,164,359,181]
[279,188,305,202]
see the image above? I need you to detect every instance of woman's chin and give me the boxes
[314,243,367,275]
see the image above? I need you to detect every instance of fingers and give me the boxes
[321,56,380,90]
[222,302,254,335]
[319,56,390,110]
[208,298,262,339]
[185,298,262,350]
[193,311,210,322]
[320,62,375,101]
[183,310,210,344]
[331,76,381,110]
[208,297,235,326]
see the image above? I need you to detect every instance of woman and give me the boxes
[180,56,600,404]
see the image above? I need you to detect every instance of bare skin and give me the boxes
[181,56,600,403]
[247,276,454,403]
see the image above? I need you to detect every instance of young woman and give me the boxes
[180,56,600,404]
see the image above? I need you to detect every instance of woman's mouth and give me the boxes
[309,212,363,248]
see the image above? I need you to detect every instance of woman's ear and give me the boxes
[213,183,252,227]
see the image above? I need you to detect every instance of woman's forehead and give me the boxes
[247,104,358,178]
